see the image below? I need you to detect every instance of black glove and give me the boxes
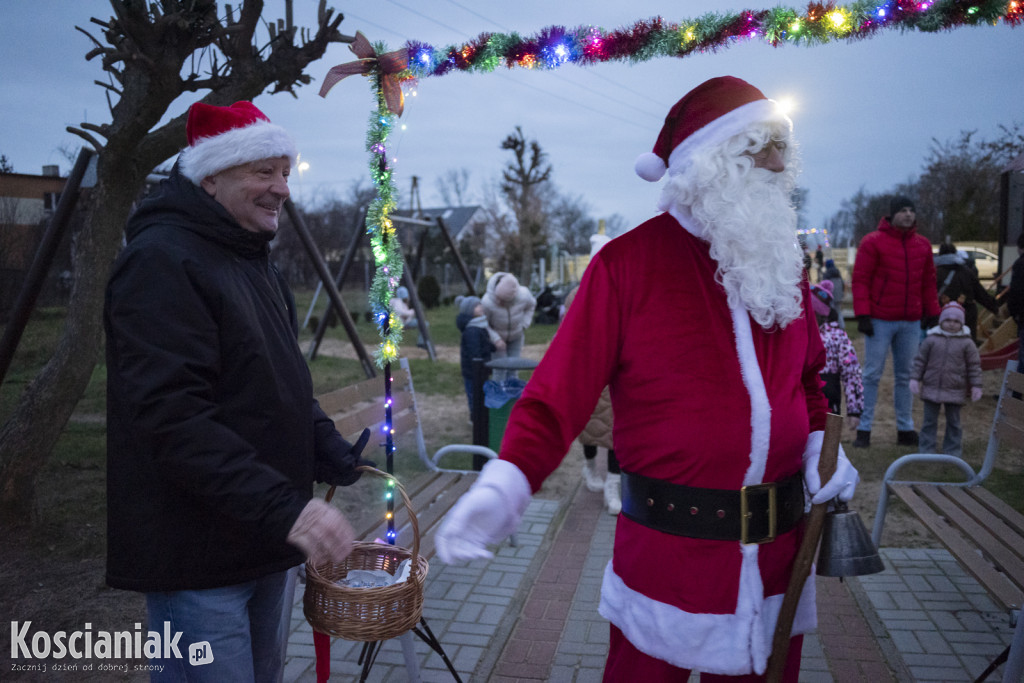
[856,315,874,337]
[921,315,939,330]
[315,428,374,487]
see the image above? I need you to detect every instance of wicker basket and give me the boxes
[303,467,428,641]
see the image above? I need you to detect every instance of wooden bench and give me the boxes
[315,356,501,559]
[872,362,1024,682]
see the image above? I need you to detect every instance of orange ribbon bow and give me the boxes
[319,32,409,117]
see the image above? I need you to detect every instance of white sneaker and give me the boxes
[604,473,622,516]
[582,458,604,492]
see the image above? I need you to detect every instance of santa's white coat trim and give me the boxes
[597,208,817,674]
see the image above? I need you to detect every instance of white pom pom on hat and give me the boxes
[634,76,792,182]
[634,152,668,182]
[178,101,298,185]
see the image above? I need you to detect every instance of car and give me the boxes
[932,245,1000,280]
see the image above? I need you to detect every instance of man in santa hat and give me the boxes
[436,76,858,680]
[105,101,372,680]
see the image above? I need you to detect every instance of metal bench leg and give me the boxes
[1002,609,1022,683]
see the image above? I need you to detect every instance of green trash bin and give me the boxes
[487,399,517,452]
[482,372,531,453]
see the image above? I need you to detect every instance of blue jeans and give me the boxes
[492,335,524,381]
[920,400,963,457]
[860,318,920,432]
[145,567,297,682]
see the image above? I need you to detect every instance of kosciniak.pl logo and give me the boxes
[9,621,212,665]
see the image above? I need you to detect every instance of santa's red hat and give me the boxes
[635,76,791,182]
[178,101,297,185]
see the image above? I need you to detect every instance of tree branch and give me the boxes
[65,126,105,153]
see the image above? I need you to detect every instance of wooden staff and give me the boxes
[765,413,843,682]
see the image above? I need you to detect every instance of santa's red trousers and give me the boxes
[604,625,803,682]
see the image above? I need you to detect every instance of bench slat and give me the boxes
[1006,369,1024,395]
[359,472,465,560]
[414,476,478,561]
[890,483,1023,610]
[944,487,1024,566]
[1001,391,1024,425]
[333,470,447,542]
[995,418,1024,446]
[970,486,1024,539]
[920,486,1024,590]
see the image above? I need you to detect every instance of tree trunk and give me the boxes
[0,155,143,527]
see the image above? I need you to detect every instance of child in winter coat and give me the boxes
[456,296,497,415]
[482,272,535,380]
[910,302,983,457]
[810,281,864,434]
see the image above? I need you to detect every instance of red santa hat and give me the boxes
[178,101,298,185]
[634,76,792,182]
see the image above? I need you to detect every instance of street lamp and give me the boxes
[296,154,310,205]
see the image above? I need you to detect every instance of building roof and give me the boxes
[391,206,485,239]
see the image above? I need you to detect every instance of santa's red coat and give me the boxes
[500,212,828,675]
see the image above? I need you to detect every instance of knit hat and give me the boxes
[634,76,792,182]
[178,101,298,185]
[939,301,965,325]
[459,295,482,317]
[824,258,835,269]
[494,273,519,303]
[889,195,916,218]
[810,281,834,318]
[395,286,409,299]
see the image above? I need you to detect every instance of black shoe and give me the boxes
[852,430,871,448]
[897,430,919,446]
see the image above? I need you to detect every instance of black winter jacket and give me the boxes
[104,167,355,592]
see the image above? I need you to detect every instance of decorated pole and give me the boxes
[320,32,414,542]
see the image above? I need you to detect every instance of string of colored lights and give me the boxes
[362,40,408,542]
[404,1,1020,77]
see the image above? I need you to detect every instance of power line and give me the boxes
[386,0,663,122]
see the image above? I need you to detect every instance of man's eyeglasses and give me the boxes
[751,139,787,159]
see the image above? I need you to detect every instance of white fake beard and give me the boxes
[660,152,804,330]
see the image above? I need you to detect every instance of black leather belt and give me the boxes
[620,470,805,544]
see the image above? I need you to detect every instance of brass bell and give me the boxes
[816,501,885,577]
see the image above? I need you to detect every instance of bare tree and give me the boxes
[548,192,596,256]
[0,0,353,526]
[500,126,552,283]
[435,167,474,207]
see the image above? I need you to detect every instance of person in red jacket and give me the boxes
[435,76,859,681]
[851,196,941,448]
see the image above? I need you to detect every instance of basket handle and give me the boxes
[323,466,420,576]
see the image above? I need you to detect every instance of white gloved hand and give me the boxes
[803,430,859,504]
[436,459,532,564]
[287,499,355,566]
[970,386,983,402]
[909,379,921,395]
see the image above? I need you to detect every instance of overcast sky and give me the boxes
[1,1,1021,244]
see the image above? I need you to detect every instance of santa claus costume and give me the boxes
[437,77,856,680]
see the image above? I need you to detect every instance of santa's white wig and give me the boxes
[660,122,805,330]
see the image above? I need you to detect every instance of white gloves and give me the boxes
[436,459,532,564]
[802,430,859,504]
[287,499,355,566]
[909,379,920,395]
[970,386,983,402]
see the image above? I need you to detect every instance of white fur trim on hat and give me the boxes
[178,119,298,185]
[667,99,791,177]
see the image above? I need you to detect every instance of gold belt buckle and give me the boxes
[740,482,777,544]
